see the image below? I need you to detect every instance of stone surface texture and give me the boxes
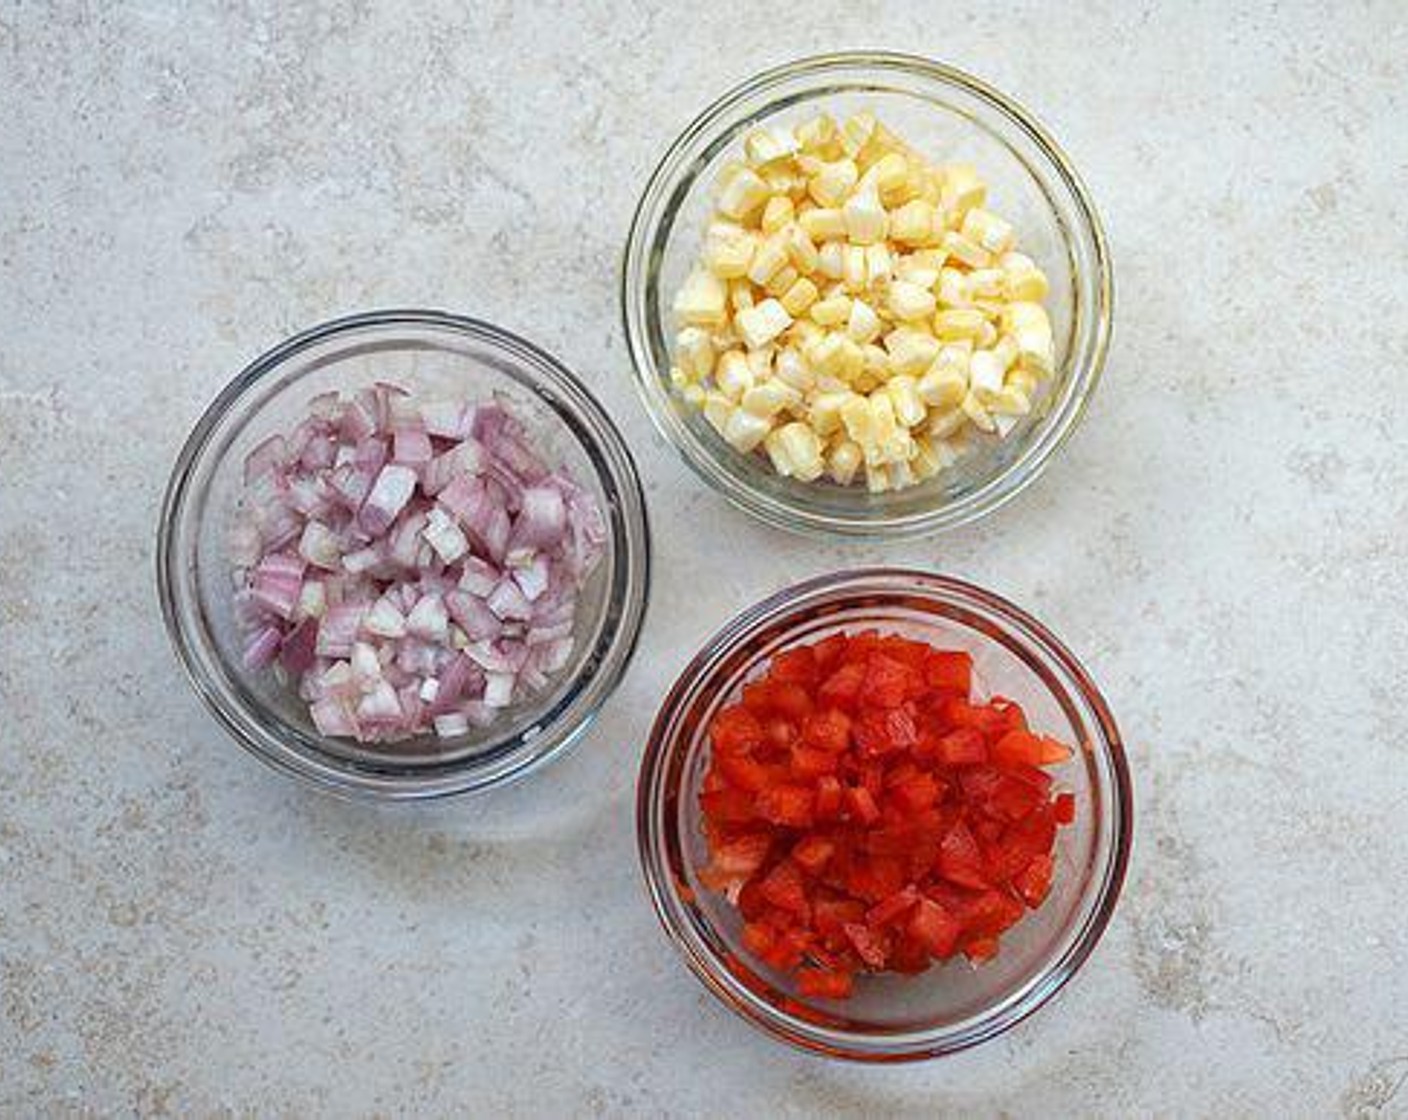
[2,3,1406,1116]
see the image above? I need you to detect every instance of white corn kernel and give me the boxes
[784,225,820,272]
[809,293,851,326]
[703,224,756,278]
[968,349,1007,398]
[817,240,846,280]
[779,276,819,317]
[744,126,800,167]
[715,350,754,401]
[747,235,789,285]
[865,462,891,493]
[798,207,847,241]
[889,199,937,245]
[961,207,1015,254]
[884,326,941,376]
[808,331,865,381]
[937,267,971,309]
[988,386,1031,416]
[842,188,888,245]
[941,230,991,269]
[864,243,894,287]
[774,347,814,392]
[895,257,940,290]
[941,164,986,214]
[865,152,910,195]
[808,159,859,207]
[736,298,793,350]
[917,365,967,408]
[760,195,795,235]
[764,264,800,298]
[742,378,801,417]
[847,298,882,344]
[934,308,987,341]
[888,280,936,321]
[842,244,867,291]
[717,167,771,220]
[927,406,966,439]
[809,390,854,437]
[827,439,864,485]
[723,408,773,453]
[729,278,755,311]
[775,421,824,481]
[745,346,775,380]
[673,269,728,326]
[675,327,715,380]
[796,113,838,152]
[960,391,996,432]
[967,268,1006,300]
[886,374,926,427]
[703,391,734,435]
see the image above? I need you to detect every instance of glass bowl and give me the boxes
[621,52,1113,538]
[636,569,1131,1060]
[157,310,651,800]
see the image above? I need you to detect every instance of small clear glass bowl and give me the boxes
[636,569,1131,1060]
[157,310,651,801]
[622,52,1113,538]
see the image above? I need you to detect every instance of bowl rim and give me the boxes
[635,567,1133,1060]
[621,50,1115,540]
[156,308,652,801]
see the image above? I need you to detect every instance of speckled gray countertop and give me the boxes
[3,3,1407,1116]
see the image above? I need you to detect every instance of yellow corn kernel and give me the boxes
[840,392,875,447]
[847,298,882,344]
[783,224,820,272]
[895,256,940,290]
[993,333,1019,370]
[760,194,795,235]
[887,458,917,490]
[888,280,936,322]
[808,332,865,382]
[702,222,756,279]
[764,265,800,298]
[941,163,987,215]
[675,327,715,381]
[796,113,838,153]
[940,230,991,269]
[960,391,996,433]
[746,235,789,285]
[817,240,846,280]
[807,159,859,207]
[779,276,819,317]
[933,308,987,341]
[967,268,1006,300]
[1007,368,1038,398]
[723,408,772,453]
[927,406,965,439]
[741,377,801,418]
[826,438,864,486]
[842,244,867,292]
[745,346,774,378]
[841,112,877,157]
[809,390,854,437]
[884,326,941,376]
[882,165,927,208]
[776,421,824,481]
[988,386,1031,416]
[702,391,734,435]
[866,391,903,463]
[744,126,800,167]
[865,152,909,195]
[729,278,755,312]
[861,342,893,382]
[714,350,754,401]
[673,269,728,327]
[735,298,792,350]
[681,382,706,409]
[976,319,998,349]
[864,462,891,493]
[717,167,771,221]
[798,207,846,241]
[865,243,893,288]
[1005,265,1050,303]
[968,349,1008,399]
[917,366,966,408]
[960,207,1015,254]
[937,267,971,308]
[809,294,851,326]
[886,374,926,427]
[843,188,888,245]
[774,347,814,392]
[784,317,822,350]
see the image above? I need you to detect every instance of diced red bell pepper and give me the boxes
[938,821,989,889]
[797,967,853,999]
[908,898,961,959]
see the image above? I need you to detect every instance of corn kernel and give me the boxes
[808,332,865,381]
[841,112,877,157]
[842,244,867,291]
[864,462,891,493]
[742,378,801,418]
[760,195,795,235]
[884,326,941,376]
[840,393,874,447]
[934,308,987,341]
[961,207,1015,254]
[941,230,991,269]
[968,349,1007,398]
[702,222,756,279]
[895,257,940,289]
[718,167,771,221]
[723,408,772,453]
[746,235,788,285]
[976,319,998,349]
[745,346,774,378]
[784,317,822,350]
[960,391,996,433]
[888,280,936,321]
[729,278,755,312]
[1005,265,1050,302]
[847,298,882,344]
[777,421,824,481]
[941,164,986,215]
[1007,368,1038,398]
[673,269,728,326]
[927,406,966,438]
[826,438,864,485]
[889,199,936,245]
[937,267,971,308]
[784,224,820,272]
[886,374,926,427]
[703,391,734,435]
[681,383,706,408]
[779,276,819,317]
[764,265,800,297]
[675,327,715,381]
[967,268,1006,300]
[798,207,846,241]
[818,240,845,280]
[736,298,793,350]
[744,126,800,167]
[809,294,851,326]
[988,386,1031,416]
[864,243,893,288]
[808,159,859,207]
[796,113,838,152]
[809,390,853,437]
[774,347,814,392]
[715,350,754,401]
[843,188,888,245]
